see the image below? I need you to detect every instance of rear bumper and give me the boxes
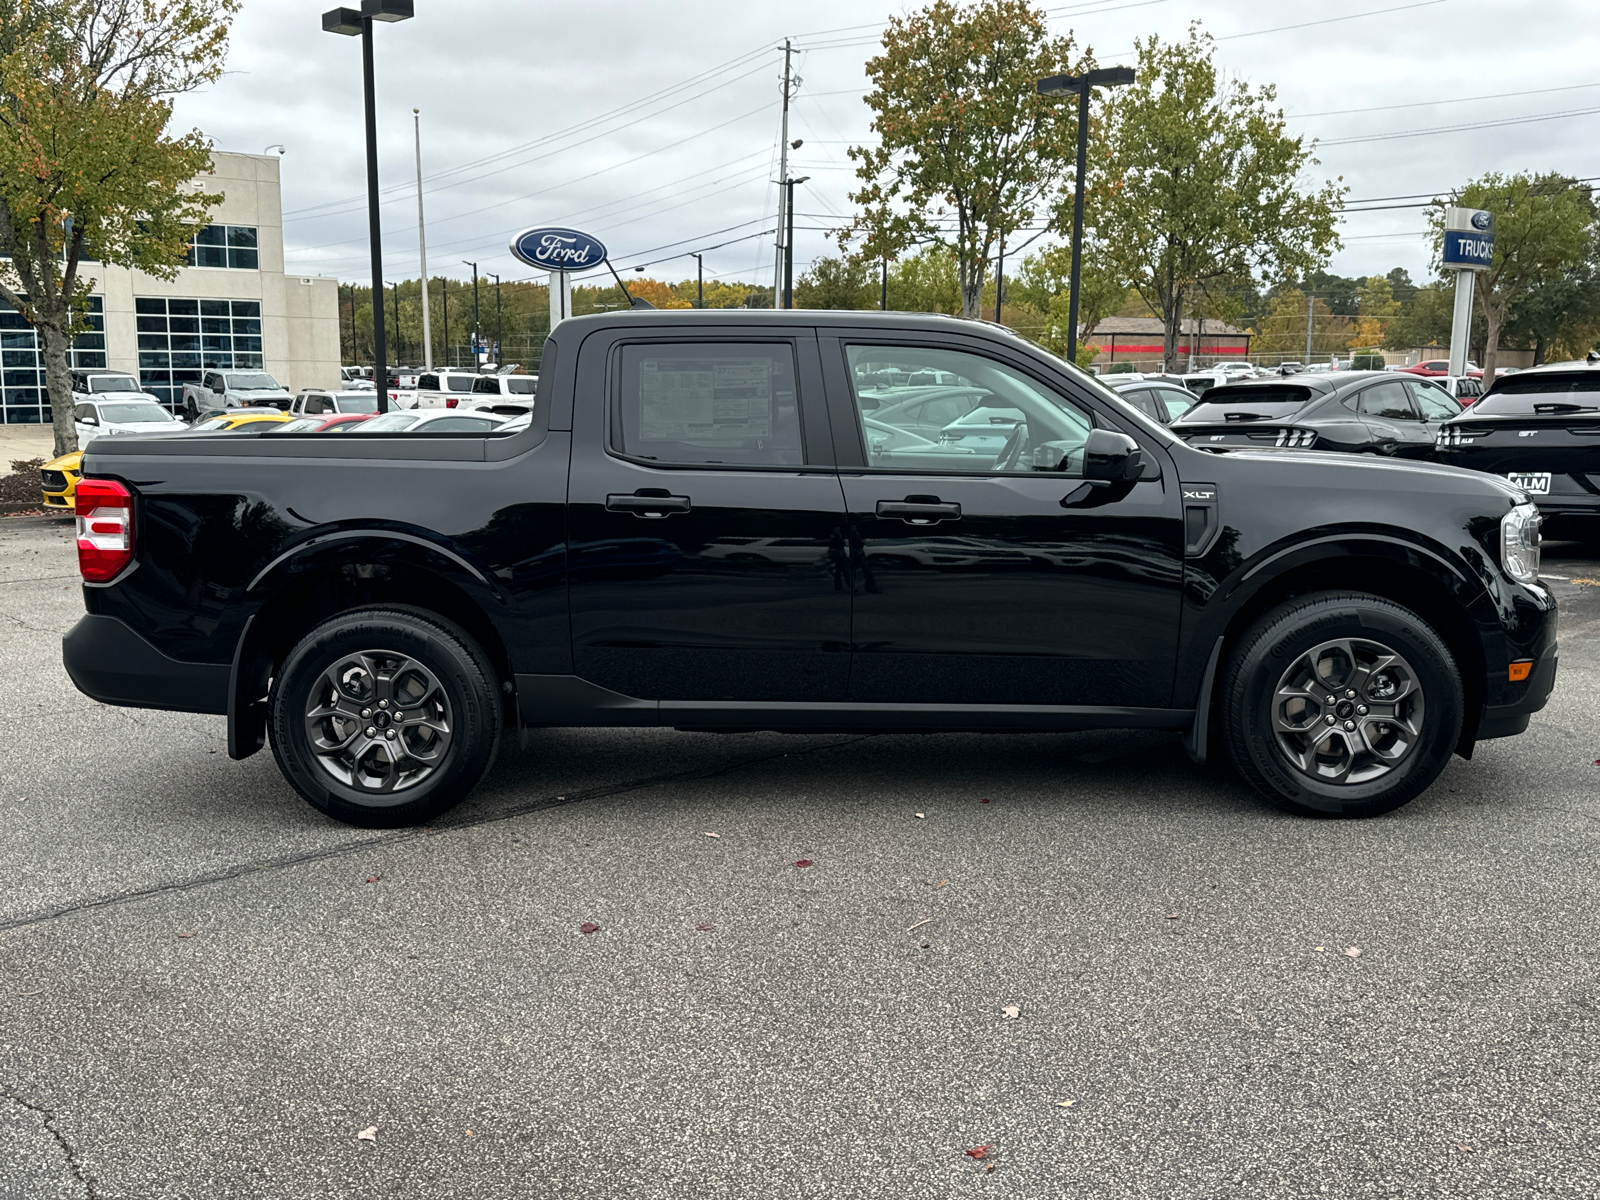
[63,614,229,714]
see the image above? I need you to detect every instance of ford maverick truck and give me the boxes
[63,312,1556,827]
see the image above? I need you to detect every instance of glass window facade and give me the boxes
[186,225,259,270]
[0,296,106,425]
[136,297,264,410]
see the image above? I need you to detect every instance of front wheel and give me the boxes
[1220,592,1463,818]
[269,607,502,827]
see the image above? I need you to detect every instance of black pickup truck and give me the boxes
[63,311,1556,826]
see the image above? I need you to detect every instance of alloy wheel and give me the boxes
[302,650,453,797]
[1271,637,1425,785]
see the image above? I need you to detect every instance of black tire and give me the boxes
[1220,592,1463,818]
[269,606,501,828]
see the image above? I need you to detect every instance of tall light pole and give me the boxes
[323,2,413,412]
[772,41,797,307]
[1037,65,1135,362]
[781,175,809,310]
[463,261,479,366]
[413,107,432,371]
[488,272,501,366]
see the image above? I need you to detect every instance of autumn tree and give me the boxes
[1385,282,1454,352]
[1249,289,1349,362]
[840,0,1090,319]
[1347,275,1400,350]
[794,256,875,310]
[1092,26,1343,370]
[1430,173,1599,385]
[0,0,237,456]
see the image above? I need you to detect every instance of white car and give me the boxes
[74,397,185,442]
[388,370,482,410]
[351,409,510,434]
[287,388,381,418]
[70,369,165,407]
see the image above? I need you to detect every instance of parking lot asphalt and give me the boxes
[2,516,1598,1200]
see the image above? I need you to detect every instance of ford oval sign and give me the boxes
[510,227,608,272]
[1470,210,1492,231]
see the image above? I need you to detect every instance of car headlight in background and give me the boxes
[1500,502,1541,585]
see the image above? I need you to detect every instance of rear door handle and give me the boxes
[606,491,691,518]
[876,498,961,524]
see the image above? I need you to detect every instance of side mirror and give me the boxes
[1083,428,1143,482]
[83,415,98,425]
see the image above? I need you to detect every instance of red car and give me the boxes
[265,413,373,434]
[1399,359,1482,379]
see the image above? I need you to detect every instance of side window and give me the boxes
[1406,380,1459,421]
[75,404,93,422]
[1121,389,1160,420]
[1156,387,1195,421]
[844,344,1093,476]
[613,342,804,467]
[471,377,496,394]
[1358,381,1417,420]
[305,394,328,415]
[417,374,439,391]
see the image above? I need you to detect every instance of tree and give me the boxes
[839,0,1090,319]
[1430,173,1599,386]
[1011,240,1126,348]
[1503,252,1600,365]
[1249,288,1349,362]
[886,246,961,314]
[1385,281,1454,352]
[0,0,237,456]
[794,256,874,310]
[1092,26,1343,370]
[1347,275,1400,350]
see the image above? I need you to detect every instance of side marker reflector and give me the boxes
[1508,661,1533,682]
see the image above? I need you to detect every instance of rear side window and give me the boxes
[1407,380,1459,421]
[1153,387,1195,421]
[506,377,535,395]
[1475,372,1600,415]
[1178,385,1315,423]
[613,342,804,466]
[1357,382,1417,420]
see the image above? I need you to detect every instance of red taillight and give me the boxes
[75,478,133,583]
[445,397,459,409]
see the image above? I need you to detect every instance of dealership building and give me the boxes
[0,150,340,424]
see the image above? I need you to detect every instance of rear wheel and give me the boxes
[269,607,501,827]
[1220,592,1462,818]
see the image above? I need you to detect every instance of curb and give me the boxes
[0,514,73,530]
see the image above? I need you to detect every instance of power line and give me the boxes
[1321,104,1600,145]
[1290,80,1600,119]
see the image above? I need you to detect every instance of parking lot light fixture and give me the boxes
[322,1,414,412]
[1037,66,1136,361]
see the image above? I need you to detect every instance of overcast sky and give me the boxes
[172,0,1600,292]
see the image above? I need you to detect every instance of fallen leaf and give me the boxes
[366,876,381,884]
[1001,1005,1020,1019]
[1056,1099,1076,1108]
[914,812,925,819]
[964,1144,992,1160]
[1314,946,1325,953]
[1345,946,1362,958]
[936,879,947,888]
[981,798,991,804]
[1456,1143,1475,1153]
[356,1126,377,1143]
[578,923,600,934]
[1165,913,1180,920]
[465,1129,473,1136]
[19,989,42,996]
[703,832,720,838]
[907,918,931,932]
[695,923,716,932]
[176,931,195,939]
[921,943,930,948]
[795,859,814,868]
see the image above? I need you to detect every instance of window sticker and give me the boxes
[639,357,774,441]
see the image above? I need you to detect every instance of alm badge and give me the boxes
[510,227,608,272]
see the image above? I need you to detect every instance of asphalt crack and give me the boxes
[0,734,875,935]
[0,1084,101,1199]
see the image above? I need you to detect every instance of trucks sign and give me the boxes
[510,227,608,273]
[1442,207,1494,270]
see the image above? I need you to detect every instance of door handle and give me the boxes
[876,497,961,524]
[606,490,691,518]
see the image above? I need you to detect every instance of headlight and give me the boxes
[1500,502,1541,585]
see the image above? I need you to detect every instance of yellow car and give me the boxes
[40,451,82,511]
[189,410,292,432]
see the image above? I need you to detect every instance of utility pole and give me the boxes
[1305,291,1315,363]
[391,281,401,363]
[781,176,809,309]
[440,279,449,369]
[690,252,704,308]
[413,108,432,371]
[489,272,501,366]
[881,258,888,310]
[772,39,794,308]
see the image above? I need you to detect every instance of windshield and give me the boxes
[355,412,422,432]
[224,372,282,391]
[89,376,141,393]
[267,418,322,433]
[334,394,379,413]
[97,403,177,423]
[1474,372,1600,415]
[1177,385,1317,423]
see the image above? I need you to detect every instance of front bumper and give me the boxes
[1476,632,1558,741]
[63,614,229,714]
